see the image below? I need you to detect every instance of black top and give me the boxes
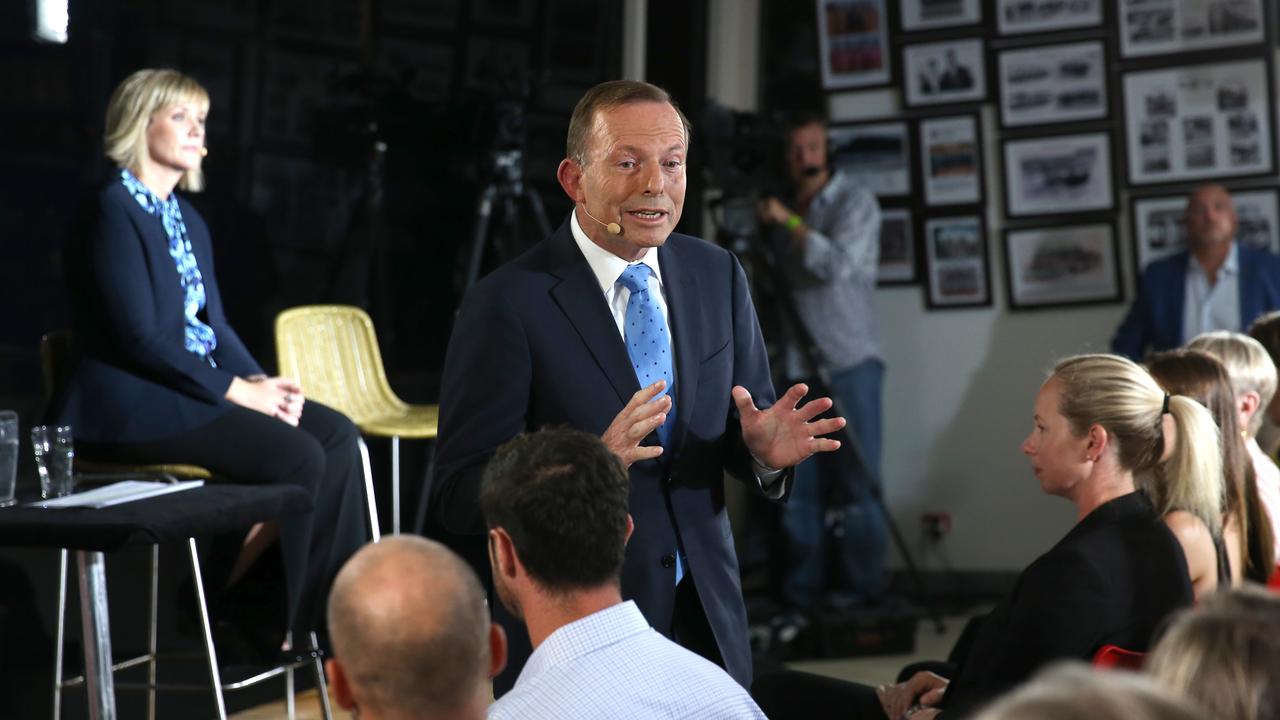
[940,491,1194,717]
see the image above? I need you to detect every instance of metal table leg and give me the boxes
[76,550,116,720]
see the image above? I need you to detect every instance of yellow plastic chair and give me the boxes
[274,305,439,535]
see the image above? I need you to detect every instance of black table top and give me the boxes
[0,484,312,552]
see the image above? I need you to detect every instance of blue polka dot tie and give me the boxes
[618,264,683,585]
[618,264,676,448]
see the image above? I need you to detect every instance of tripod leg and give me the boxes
[466,187,498,292]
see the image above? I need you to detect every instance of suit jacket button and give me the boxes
[661,554,675,568]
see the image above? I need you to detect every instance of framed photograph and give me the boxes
[1003,132,1114,217]
[899,0,980,32]
[830,121,912,197]
[817,0,892,89]
[1004,223,1121,309]
[996,0,1102,36]
[997,40,1108,128]
[1130,188,1280,271]
[1119,0,1264,58]
[1123,59,1275,186]
[902,37,986,108]
[878,207,917,284]
[924,214,990,308]
[919,114,982,206]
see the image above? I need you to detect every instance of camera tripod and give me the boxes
[714,202,946,634]
[463,148,552,292]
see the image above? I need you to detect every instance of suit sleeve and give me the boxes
[87,194,239,403]
[722,251,794,497]
[431,283,532,536]
[1110,269,1154,361]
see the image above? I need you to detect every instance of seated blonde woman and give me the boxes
[972,663,1203,720]
[1188,330,1280,576]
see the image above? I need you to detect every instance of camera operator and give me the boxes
[757,111,886,634]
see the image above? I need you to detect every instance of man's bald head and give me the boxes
[327,536,493,719]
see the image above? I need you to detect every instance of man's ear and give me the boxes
[624,514,635,545]
[490,528,520,580]
[326,658,357,711]
[557,158,585,203]
[488,622,508,679]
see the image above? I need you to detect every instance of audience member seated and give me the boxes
[479,427,766,719]
[51,68,366,652]
[971,663,1203,720]
[1147,586,1280,720]
[1245,314,1280,558]
[753,354,1204,719]
[326,536,505,720]
[1148,349,1275,584]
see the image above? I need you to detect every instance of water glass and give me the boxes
[31,425,75,498]
[0,411,16,507]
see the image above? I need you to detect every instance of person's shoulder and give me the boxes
[663,231,738,269]
[461,238,555,305]
[1239,241,1280,267]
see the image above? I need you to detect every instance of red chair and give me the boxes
[1092,644,1145,670]
[1268,565,1280,591]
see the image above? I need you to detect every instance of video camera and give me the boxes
[698,103,783,246]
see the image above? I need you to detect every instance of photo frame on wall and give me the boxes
[1119,0,1265,58]
[1130,188,1280,272]
[830,120,912,197]
[899,0,980,32]
[924,214,990,308]
[1003,222,1121,309]
[995,0,1102,36]
[919,114,982,206]
[901,37,986,108]
[817,0,892,89]
[878,207,917,285]
[996,40,1108,129]
[1003,132,1115,217]
[1122,58,1275,186]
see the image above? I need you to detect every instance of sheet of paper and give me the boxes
[34,480,205,509]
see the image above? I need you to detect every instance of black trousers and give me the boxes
[79,401,367,634]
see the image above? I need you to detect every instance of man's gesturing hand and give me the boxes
[733,383,844,470]
[602,381,671,468]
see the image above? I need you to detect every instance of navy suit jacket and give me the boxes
[431,217,787,690]
[54,180,263,443]
[1111,244,1280,360]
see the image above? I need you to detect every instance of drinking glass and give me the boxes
[31,425,75,498]
[0,411,18,507]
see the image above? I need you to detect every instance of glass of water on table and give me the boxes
[31,424,76,498]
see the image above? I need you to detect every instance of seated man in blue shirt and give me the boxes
[1112,184,1280,360]
[482,428,766,719]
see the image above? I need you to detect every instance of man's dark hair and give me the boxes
[480,427,630,591]
[565,79,692,166]
[778,108,828,139]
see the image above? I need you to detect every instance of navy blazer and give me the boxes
[1111,244,1280,360]
[54,180,263,443]
[431,217,787,690]
[939,491,1193,717]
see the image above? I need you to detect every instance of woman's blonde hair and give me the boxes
[1187,331,1278,437]
[1053,354,1223,534]
[103,68,209,192]
[1147,586,1280,720]
[972,662,1203,720]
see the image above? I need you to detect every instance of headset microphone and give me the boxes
[579,205,623,235]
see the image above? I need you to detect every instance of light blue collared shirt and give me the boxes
[1183,243,1241,341]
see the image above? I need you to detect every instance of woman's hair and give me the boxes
[1147,586,1280,720]
[1053,354,1223,534]
[103,68,209,192]
[1147,349,1275,578]
[972,662,1203,720]
[1187,331,1278,437]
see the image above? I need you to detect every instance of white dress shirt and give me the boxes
[487,601,767,720]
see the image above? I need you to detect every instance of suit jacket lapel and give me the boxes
[660,240,701,459]
[546,220,639,405]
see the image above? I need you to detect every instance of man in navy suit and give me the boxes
[1113,184,1280,359]
[430,80,846,694]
